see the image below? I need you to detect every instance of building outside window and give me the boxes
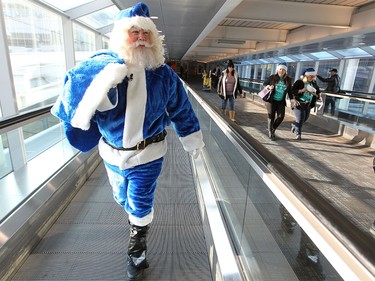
[353,58,375,93]
[73,22,96,63]
[3,0,65,111]
[316,60,340,91]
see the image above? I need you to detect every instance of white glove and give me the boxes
[189,149,201,159]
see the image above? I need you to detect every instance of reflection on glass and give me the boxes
[0,117,78,222]
[0,133,12,178]
[23,116,61,161]
[191,96,343,280]
[73,22,96,63]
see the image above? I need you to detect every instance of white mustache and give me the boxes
[135,41,153,48]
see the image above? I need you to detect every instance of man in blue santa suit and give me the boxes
[51,2,204,280]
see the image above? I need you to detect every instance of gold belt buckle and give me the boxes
[136,140,146,150]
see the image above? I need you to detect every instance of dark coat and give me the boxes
[316,73,340,93]
[291,79,321,108]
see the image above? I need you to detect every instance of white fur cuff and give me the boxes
[179,130,205,152]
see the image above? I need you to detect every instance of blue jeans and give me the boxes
[292,106,311,135]
[221,95,235,111]
[324,96,336,115]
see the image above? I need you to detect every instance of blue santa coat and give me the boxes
[52,50,204,169]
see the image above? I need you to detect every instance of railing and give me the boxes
[186,81,375,280]
[0,106,79,222]
[1,84,374,280]
[239,78,375,133]
[0,107,99,280]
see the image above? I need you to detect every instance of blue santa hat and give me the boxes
[115,2,150,20]
[113,2,157,33]
[303,67,316,76]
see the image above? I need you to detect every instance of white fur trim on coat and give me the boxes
[71,63,127,130]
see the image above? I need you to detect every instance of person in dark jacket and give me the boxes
[290,68,321,140]
[317,68,340,115]
[263,63,293,140]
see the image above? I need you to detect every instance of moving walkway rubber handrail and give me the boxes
[0,105,53,133]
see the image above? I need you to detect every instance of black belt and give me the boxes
[104,130,167,151]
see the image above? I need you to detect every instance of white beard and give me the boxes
[123,41,161,70]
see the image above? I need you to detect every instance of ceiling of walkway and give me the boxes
[41,0,375,64]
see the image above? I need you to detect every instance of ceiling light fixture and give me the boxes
[217,39,246,45]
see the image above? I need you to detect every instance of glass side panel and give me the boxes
[23,115,62,161]
[0,119,78,222]
[189,91,343,281]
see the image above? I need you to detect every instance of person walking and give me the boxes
[217,60,243,122]
[211,64,220,90]
[290,68,321,140]
[317,68,340,115]
[51,2,204,280]
[262,63,293,140]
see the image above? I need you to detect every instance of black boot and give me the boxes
[127,222,150,281]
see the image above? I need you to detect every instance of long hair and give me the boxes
[226,68,235,76]
[274,73,290,85]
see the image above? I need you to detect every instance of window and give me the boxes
[353,58,375,93]
[73,22,96,63]
[286,62,297,82]
[3,0,65,111]
[316,60,340,90]
[299,62,315,76]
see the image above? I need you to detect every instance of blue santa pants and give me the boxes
[104,157,164,225]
